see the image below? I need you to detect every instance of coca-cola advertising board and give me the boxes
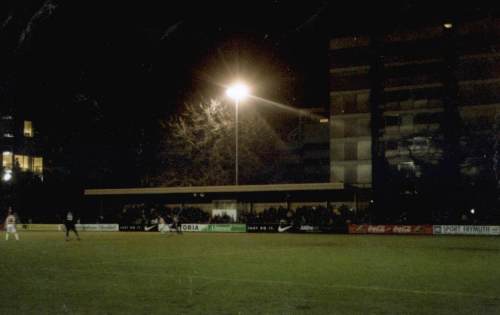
[349,224,432,235]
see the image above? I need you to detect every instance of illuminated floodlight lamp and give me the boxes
[226,83,249,102]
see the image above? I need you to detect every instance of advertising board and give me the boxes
[181,224,209,232]
[180,224,246,233]
[75,224,119,232]
[18,224,61,231]
[348,224,433,235]
[433,225,500,236]
[119,224,158,232]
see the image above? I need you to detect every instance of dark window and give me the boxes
[386,140,398,150]
[384,115,401,126]
[343,94,357,113]
[414,112,442,124]
[344,142,357,160]
[345,166,357,184]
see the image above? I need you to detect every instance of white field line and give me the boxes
[192,275,500,301]
[37,265,500,301]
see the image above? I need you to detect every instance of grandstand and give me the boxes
[83,182,364,225]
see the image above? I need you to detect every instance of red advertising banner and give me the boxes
[348,224,368,234]
[348,224,432,235]
[367,225,387,234]
[394,225,433,234]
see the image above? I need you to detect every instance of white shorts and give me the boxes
[6,224,16,233]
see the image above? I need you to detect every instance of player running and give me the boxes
[4,206,19,241]
[64,210,81,241]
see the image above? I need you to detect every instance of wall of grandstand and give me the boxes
[289,201,329,209]
[162,201,352,213]
[250,201,355,212]
[164,203,212,212]
[251,202,287,212]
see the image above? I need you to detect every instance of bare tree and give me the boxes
[151,99,292,186]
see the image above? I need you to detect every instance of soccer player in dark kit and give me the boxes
[64,210,81,241]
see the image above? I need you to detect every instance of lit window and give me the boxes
[14,155,30,171]
[24,121,33,137]
[34,157,43,174]
[1,115,13,120]
[399,161,415,169]
[319,118,329,123]
[3,133,14,138]
[2,151,13,169]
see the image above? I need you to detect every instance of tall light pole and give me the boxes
[226,82,249,185]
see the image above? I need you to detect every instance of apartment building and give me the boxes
[329,17,500,187]
[0,111,43,178]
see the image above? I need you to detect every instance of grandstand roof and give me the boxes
[84,182,344,196]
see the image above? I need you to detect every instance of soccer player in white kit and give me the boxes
[158,215,170,234]
[4,207,19,241]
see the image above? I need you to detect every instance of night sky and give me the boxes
[2,2,331,114]
[1,1,497,187]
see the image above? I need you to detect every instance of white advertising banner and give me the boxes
[433,225,500,236]
[75,224,119,232]
[181,224,209,232]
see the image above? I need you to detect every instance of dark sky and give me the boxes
[2,2,495,116]
[1,1,498,187]
[1,1,331,114]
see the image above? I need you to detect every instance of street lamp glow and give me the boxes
[2,170,12,182]
[226,83,249,102]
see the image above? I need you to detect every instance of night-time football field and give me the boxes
[1,232,499,314]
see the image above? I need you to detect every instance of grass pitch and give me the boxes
[1,232,500,314]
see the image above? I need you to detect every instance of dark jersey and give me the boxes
[64,212,76,230]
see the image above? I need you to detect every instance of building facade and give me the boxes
[0,112,43,178]
[329,17,500,188]
[294,108,330,182]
